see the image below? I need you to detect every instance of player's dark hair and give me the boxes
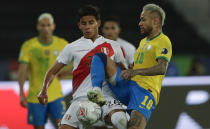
[78,5,100,21]
[103,16,121,27]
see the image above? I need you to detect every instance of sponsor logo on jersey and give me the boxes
[53,50,58,56]
[147,44,152,51]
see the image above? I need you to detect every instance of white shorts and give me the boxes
[61,97,125,129]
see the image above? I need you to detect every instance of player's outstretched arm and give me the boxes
[38,61,65,105]
[120,58,168,80]
[18,63,28,108]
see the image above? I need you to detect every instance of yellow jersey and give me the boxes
[131,32,172,104]
[19,36,68,103]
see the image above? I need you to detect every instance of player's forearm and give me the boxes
[18,64,27,95]
[42,70,56,91]
[41,61,65,91]
[134,63,167,76]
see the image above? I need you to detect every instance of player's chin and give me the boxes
[84,33,93,39]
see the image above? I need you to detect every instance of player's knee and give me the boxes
[76,101,102,125]
[94,53,107,66]
[111,111,128,129]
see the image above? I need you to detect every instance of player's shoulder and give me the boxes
[21,37,37,48]
[159,33,172,45]
[63,37,84,49]
[117,38,136,50]
[53,35,69,44]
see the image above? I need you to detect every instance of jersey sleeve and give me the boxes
[155,40,172,62]
[113,43,128,69]
[56,44,73,65]
[127,45,136,65]
[18,41,30,64]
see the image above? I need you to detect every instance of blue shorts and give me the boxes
[27,97,66,126]
[108,66,156,121]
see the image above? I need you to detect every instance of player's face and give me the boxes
[37,18,55,37]
[139,10,153,36]
[102,21,120,41]
[78,16,101,39]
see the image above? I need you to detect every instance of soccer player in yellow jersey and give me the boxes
[18,13,68,129]
[88,3,172,129]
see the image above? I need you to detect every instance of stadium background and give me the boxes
[0,0,210,129]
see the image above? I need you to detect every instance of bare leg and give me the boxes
[128,110,147,129]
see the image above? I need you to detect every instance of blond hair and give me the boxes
[143,4,166,26]
[38,13,54,23]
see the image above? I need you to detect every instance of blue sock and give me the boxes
[91,53,107,89]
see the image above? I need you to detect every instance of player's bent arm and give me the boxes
[38,61,65,105]
[18,63,28,107]
[134,58,168,76]
[120,58,168,80]
[42,61,65,91]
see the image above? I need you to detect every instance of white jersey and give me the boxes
[57,36,126,99]
[117,38,136,66]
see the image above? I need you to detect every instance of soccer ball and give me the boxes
[76,100,102,125]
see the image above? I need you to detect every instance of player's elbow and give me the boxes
[160,69,166,75]
[159,65,167,75]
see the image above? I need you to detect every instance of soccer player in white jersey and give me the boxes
[38,5,128,129]
[102,16,136,68]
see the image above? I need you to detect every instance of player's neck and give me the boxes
[39,35,53,44]
[147,29,162,40]
[90,34,100,42]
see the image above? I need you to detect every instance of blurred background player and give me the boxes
[88,3,172,129]
[102,16,136,68]
[18,13,68,129]
[38,5,128,129]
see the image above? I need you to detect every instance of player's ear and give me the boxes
[97,19,101,27]
[53,23,56,30]
[78,22,81,30]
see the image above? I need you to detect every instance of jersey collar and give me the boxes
[81,35,103,43]
[37,36,53,46]
[146,32,162,42]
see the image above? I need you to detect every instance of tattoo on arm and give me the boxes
[128,110,146,129]
[134,58,168,76]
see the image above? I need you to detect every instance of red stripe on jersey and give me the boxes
[72,42,114,93]
[121,47,126,58]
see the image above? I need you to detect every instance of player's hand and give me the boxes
[20,94,28,108]
[37,89,48,106]
[120,69,136,80]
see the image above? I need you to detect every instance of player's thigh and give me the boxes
[127,81,156,125]
[48,97,66,122]
[107,65,130,105]
[27,103,47,126]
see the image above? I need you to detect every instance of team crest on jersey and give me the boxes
[53,50,58,56]
[45,49,50,56]
[101,47,109,55]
